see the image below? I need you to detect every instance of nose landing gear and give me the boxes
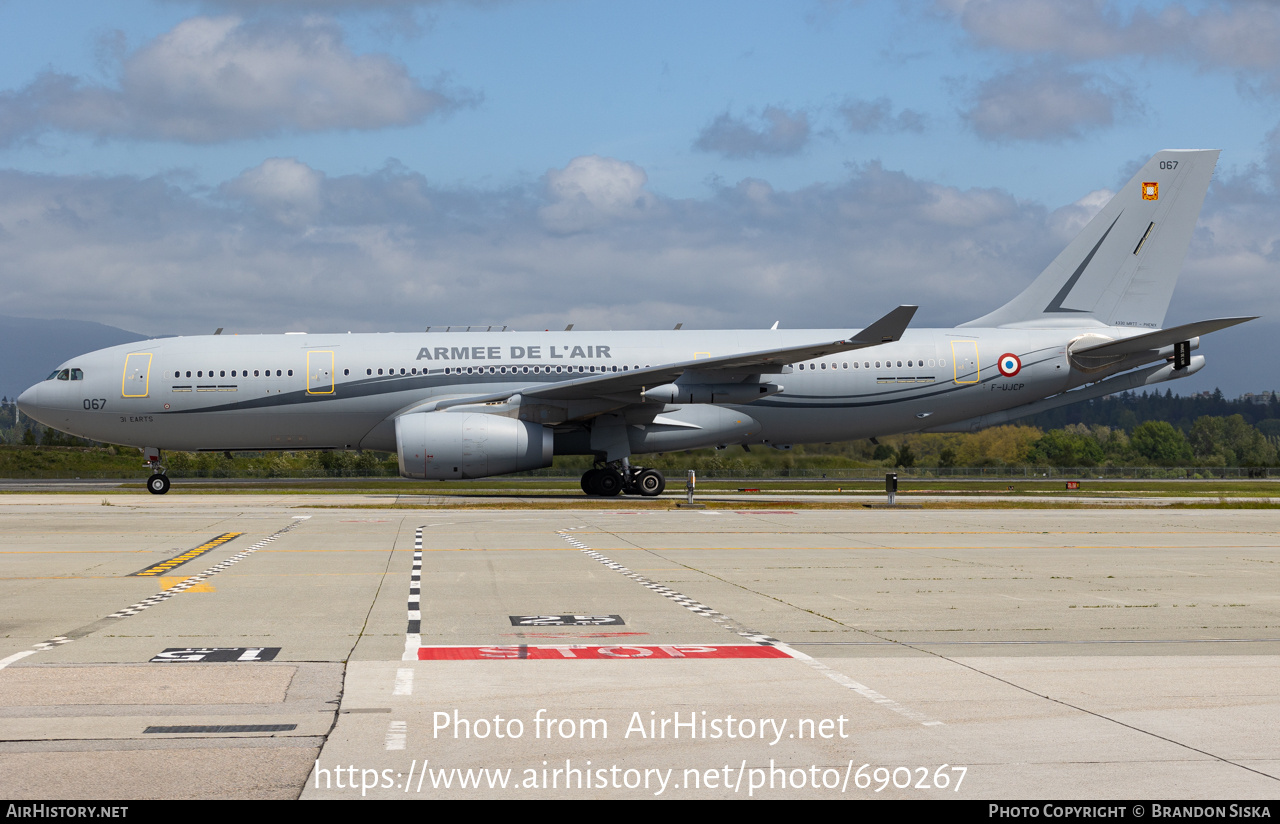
[580,463,666,497]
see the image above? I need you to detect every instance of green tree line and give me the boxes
[1,395,1277,476]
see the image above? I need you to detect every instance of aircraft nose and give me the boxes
[16,384,40,417]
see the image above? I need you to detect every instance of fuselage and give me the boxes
[12,151,1233,495]
[18,324,1133,456]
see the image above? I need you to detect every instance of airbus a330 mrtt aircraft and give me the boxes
[18,150,1254,496]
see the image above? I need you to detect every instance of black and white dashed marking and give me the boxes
[407,527,423,634]
[558,527,781,646]
[403,526,424,660]
[0,517,311,670]
[107,517,310,618]
[559,527,944,726]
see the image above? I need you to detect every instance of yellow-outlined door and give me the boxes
[122,353,153,398]
[950,340,979,384]
[306,351,335,395]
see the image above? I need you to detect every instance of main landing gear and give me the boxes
[580,463,666,497]
[143,447,170,495]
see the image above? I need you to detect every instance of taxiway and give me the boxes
[1,493,1277,798]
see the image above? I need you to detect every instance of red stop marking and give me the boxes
[417,644,792,660]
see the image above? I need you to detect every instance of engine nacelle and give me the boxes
[395,412,553,480]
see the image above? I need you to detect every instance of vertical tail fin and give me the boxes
[962,149,1218,329]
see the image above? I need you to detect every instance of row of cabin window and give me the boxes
[174,369,294,378]
[171,364,652,381]
[168,359,949,381]
[349,364,651,377]
[797,358,946,371]
[170,360,947,380]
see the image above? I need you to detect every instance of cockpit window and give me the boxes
[70,368,83,381]
[46,370,61,381]
[56,369,70,381]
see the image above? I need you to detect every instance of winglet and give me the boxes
[850,305,917,346]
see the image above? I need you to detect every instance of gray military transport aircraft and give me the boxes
[17,150,1254,496]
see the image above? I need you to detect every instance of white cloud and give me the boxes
[937,0,1128,58]
[839,97,926,134]
[940,0,1280,86]
[221,158,326,226]
[1047,188,1113,241]
[0,154,1272,384]
[962,64,1136,141]
[0,16,471,145]
[693,105,811,159]
[0,158,1052,335]
[539,155,660,233]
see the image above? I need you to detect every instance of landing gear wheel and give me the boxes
[581,469,601,495]
[636,469,666,497]
[147,474,171,495]
[595,469,623,497]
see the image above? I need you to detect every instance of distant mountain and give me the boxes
[0,315,149,401]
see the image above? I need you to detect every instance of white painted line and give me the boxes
[393,667,414,696]
[775,643,944,727]
[386,720,407,751]
[0,649,38,670]
[402,634,422,662]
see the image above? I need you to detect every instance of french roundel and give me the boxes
[998,353,1022,377]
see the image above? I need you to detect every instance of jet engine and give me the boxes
[395,412,553,480]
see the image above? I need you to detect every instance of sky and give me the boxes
[0,0,1276,395]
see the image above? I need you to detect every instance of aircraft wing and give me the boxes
[423,305,917,412]
[1071,316,1256,358]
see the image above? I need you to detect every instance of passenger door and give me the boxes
[121,353,153,398]
[306,350,334,395]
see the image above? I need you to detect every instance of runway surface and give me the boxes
[1,493,1278,799]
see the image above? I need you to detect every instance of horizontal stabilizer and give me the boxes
[1071,316,1256,357]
